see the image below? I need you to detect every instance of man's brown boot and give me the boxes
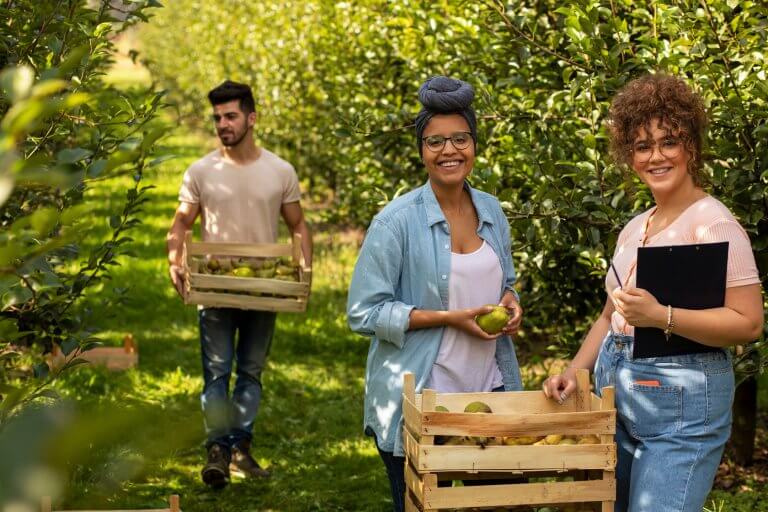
[230,440,271,478]
[201,443,231,489]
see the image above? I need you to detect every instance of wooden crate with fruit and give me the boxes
[182,232,311,313]
[402,369,616,512]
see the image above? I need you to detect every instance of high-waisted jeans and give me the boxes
[594,331,734,512]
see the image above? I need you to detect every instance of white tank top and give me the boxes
[427,240,504,392]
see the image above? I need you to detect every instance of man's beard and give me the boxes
[219,125,249,147]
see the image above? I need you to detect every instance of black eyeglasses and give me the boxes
[422,131,473,152]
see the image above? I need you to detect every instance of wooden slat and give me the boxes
[415,443,616,473]
[187,241,292,257]
[600,387,616,445]
[420,410,615,437]
[51,510,175,512]
[591,392,602,412]
[292,233,302,266]
[80,348,138,371]
[421,389,436,446]
[185,291,306,312]
[404,490,420,512]
[415,390,579,414]
[404,428,421,469]
[575,369,590,412]
[422,478,615,509]
[404,460,424,504]
[402,393,422,437]
[189,273,309,296]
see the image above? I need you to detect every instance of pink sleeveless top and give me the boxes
[606,195,760,335]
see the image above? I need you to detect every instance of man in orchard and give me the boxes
[166,80,312,489]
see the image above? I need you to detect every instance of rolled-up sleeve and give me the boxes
[499,210,519,300]
[347,219,415,348]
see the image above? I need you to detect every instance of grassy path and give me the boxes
[55,130,390,511]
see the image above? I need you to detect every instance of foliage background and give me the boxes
[141,0,767,357]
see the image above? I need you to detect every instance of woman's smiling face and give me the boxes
[421,114,475,189]
[631,118,694,197]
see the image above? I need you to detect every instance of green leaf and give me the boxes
[58,45,89,76]
[33,362,50,379]
[31,389,60,400]
[61,338,79,356]
[30,79,69,98]
[0,66,35,103]
[57,147,93,164]
[29,207,58,237]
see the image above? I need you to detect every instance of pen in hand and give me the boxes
[610,262,623,290]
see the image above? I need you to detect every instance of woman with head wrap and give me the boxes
[347,76,524,511]
[543,74,763,511]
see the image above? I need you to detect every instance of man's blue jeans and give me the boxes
[594,331,734,512]
[199,307,276,450]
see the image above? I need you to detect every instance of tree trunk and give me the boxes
[730,375,757,466]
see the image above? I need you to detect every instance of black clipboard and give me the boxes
[634,241,728,359]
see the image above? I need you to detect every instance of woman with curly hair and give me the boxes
[347,76,523,511]
[543,73,763,511]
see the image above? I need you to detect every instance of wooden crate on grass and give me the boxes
[47,335,138,371]
[402,369,616,512]
[182,232,311,313]
[41,495,180,512]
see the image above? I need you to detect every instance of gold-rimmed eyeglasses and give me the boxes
[631,137,684,163]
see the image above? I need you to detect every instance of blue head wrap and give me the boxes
[415,76,477,157]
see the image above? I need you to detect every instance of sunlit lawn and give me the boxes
[52,126,391,511]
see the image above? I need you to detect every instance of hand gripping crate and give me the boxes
[402,370,616,511]
[182,232,311,313]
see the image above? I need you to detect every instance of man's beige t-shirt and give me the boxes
[178,148,301,243]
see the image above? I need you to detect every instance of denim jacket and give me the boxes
[347,181,522,456]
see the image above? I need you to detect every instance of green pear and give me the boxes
[463,401,492,414]
[475,305,510,335]
[231,267,255,278]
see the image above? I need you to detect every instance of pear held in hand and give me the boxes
[475,305,511,335]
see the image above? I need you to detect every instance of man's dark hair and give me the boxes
[207,80,256,114]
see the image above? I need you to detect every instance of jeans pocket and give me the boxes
[627,383,683,439]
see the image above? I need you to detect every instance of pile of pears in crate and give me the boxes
[434,401,599,447]
[196,256,300,281]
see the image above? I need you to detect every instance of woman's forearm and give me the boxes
[661,307,762,347]
[409,309,453,330]
[568,311,611,373]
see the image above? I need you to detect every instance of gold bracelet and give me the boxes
[663,305,675,341]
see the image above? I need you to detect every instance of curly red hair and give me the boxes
[608,74,708,186]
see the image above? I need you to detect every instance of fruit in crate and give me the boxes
[230,267,256,278]
[544,434,563,445]
[275,264,296,276]
[207,258,221,272]
[463,401,492,445]
[463,401,492,414]
[255,268,276,278]
[578,435,599,444]
[432,406,452,445]
[502,435,543,446]
[475,305,510,334]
